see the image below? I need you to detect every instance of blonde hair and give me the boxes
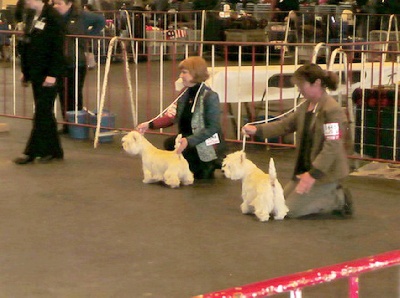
[292,63,339,91]
[178,56,209,83]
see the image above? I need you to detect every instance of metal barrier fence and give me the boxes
[2,8,398,62]
[0,7,390,63]
[0,15,399,161]
[193,250,400,298]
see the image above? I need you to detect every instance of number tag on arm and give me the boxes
[323,123,340,140]
[205,133,220,146]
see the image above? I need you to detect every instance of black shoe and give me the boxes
[58,125,69,135]
[13,155,35,165]
[37,155,63,164]
[342,188,354,216]
[195,171,215,180]
[332,187,353,218]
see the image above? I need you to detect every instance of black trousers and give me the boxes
[24,81,63,158]
[57,65,87,118]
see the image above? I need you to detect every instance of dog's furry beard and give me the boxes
[122,131,194,188]
[222,151,288,221]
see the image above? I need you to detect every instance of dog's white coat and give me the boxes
[222,151,288,221]
[122,131,194,188]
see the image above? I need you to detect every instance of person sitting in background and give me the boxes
[192,0,219,10]
[271,0,299,22]
[242,63,353,218]
[353,0,374,37]
[53,0,105,134]
[374,0,400,30]
[83,3,95,11]
[137,56,226,180]
[150,0,169,11]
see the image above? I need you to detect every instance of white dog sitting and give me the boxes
[222,151,288,221]
[122,131,194,188]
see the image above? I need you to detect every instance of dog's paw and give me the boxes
[273,206,289,220]
[181,178,194,186]
[143,177,159,184]
[180,171,194,185]
[255,208,271,221]
[164,177,181,188]
[273,215,286,220]
[240,202,253,214]
[256,213,270,222]
[165,181,180,188]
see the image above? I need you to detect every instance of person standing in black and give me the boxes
[53,0,105,134]
[14,0,66,164]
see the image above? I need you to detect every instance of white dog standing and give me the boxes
[222,151,288,221]
[122,131,194,188]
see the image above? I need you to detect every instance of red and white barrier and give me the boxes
[194,250,400,298]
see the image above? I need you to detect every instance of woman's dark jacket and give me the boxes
[62,6,105,67]
[20,4,66,83]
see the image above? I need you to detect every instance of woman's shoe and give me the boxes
[341,188,354,216]
[332,187,354,218]
[195,163,216,179]
[58,125,69,135]
[13,155,35,165]
[37,155,63,164]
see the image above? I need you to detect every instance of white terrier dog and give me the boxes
[122,131,194,188]
[222,151,288,221]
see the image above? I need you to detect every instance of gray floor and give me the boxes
[1,117,400,298]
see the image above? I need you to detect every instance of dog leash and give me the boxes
[242,93,304,151]
[146,82,206,125]
[245,93,304,126]
[145,87,189,125]
[97,89,189,137]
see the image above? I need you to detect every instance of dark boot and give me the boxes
[332,186,354,218]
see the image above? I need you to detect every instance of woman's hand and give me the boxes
[20,74,29,87]
[176,137,188,154]
[242,124,257,136]
[137,122,150,134]
[42,76,56,87]
[295,172,316,194]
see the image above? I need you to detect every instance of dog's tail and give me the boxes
[269,158,277,186]
[174,134,183,156]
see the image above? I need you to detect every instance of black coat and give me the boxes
[20,4,66,83]
[276,0,299,12]
[62,6,105,67]
[375,0,400,14]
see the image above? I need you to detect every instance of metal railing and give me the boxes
[0,17,399,162]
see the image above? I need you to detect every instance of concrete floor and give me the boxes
[1,116,400,298]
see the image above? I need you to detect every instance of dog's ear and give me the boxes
[132,131,141,142]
